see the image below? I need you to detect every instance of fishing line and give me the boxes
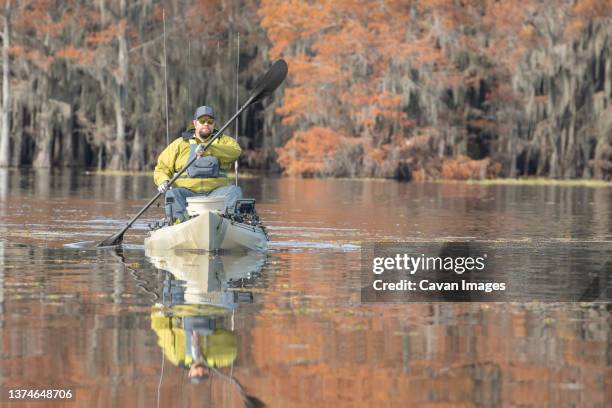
[156,270,170,408]
[229,309,236,403]
[157,348,165,408]
[187,40,191,111]
[234,32,240,185]
[163,8,170,145]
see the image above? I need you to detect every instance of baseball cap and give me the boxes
[194,106,215,120]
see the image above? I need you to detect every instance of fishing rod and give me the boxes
[234,32,240,185]
[162,8,170,146]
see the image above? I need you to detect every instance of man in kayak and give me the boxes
[154,105,242,224]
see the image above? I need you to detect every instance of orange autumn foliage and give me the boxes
[262,0,610,179]
[441,156,502,180]
[411,156,502,181]
[56,46,95,65]
[276,127,356,176]
[259,0,418,130]
[86,21,126,46]
[261,0,425,175]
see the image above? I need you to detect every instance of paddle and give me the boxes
[97,59,288,247]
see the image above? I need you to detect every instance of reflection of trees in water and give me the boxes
[240,246,610,406]
[5,169,158,202]
[243,300,609,406]
[33,168,50,198]
[0,241,4,321]
[0,168,7,202]
[114,175,125,203]
[0,244,166,405]
[270,178,610,246]
[592,187,610,239]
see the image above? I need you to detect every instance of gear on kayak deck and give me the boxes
[226,199,260,225]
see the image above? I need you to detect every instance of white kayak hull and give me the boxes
[144,211,268,252]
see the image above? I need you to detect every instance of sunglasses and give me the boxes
[197,117,214,125]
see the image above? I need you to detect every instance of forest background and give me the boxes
[0,0,609,181]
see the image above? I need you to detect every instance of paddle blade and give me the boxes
[248,59,288,105]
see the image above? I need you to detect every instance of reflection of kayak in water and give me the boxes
[145,247,266,308]
[147,248,264,374]
[144,198,268,252]
[146,242,266,404]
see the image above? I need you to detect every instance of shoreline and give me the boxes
[2,167,609,187]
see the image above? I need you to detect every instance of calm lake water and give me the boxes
[0,168,610,407]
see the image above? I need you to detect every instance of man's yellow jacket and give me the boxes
[154,129,241,193]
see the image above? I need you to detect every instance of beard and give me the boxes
[198,128,211,138]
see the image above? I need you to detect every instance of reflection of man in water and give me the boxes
[148,256,264,406]
[189,360,208,383]
[151,305,237,383]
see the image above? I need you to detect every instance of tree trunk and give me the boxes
[0,0,11,167]
[60,108,74,167]
[33,102,53,168]
[11,101,21,166]
[97,145,103,171]
[108,0,128,170]
[592,133,607,180]
[127,127,144,170]
[108,88,126,170]
[74,131,87,167]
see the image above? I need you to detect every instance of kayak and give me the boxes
[144,196,268,252]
